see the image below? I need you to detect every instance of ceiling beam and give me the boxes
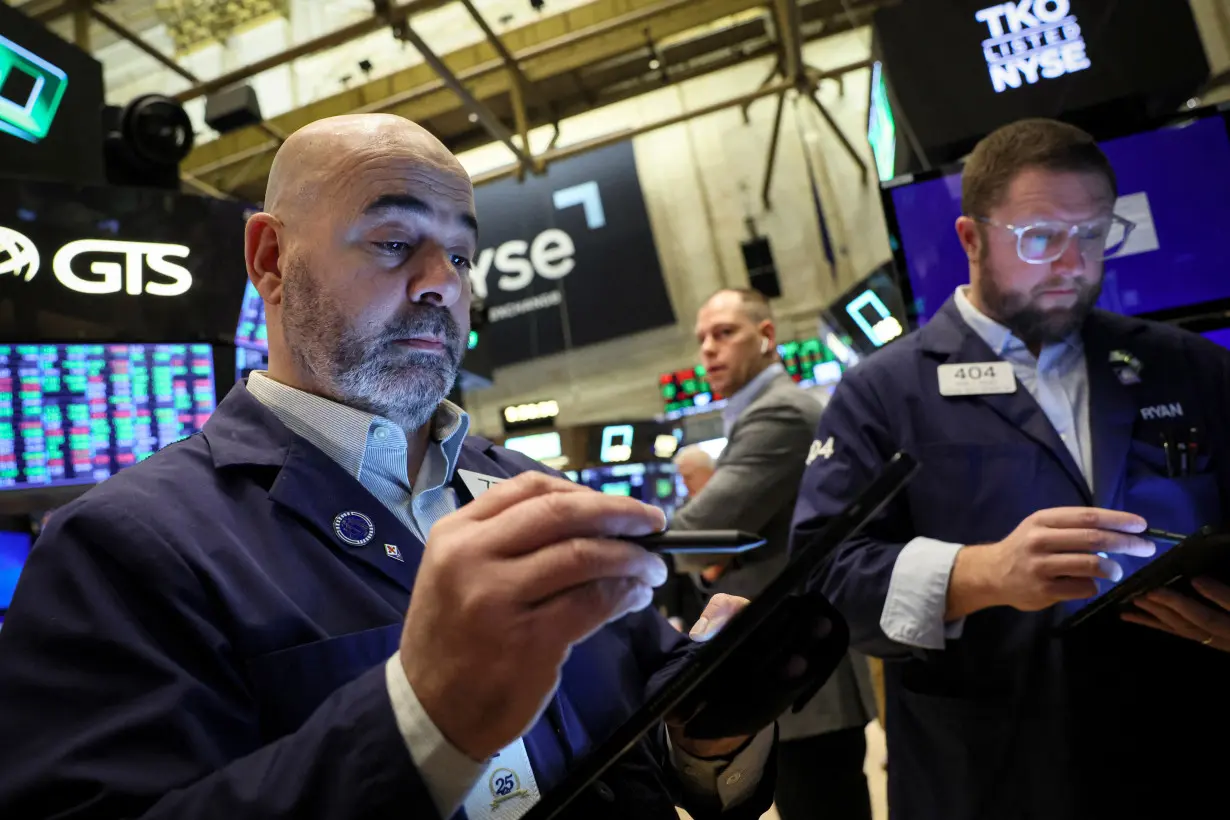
[173,0,454,103]
[182,0,761,183]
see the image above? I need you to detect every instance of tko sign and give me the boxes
[974,0,1091,94]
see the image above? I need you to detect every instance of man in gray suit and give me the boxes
[673,288,875,820]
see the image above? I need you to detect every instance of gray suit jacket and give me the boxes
[672,372,876,741]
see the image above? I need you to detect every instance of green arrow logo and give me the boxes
[0,33,69,143]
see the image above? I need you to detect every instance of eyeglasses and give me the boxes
[975,215,1136,265]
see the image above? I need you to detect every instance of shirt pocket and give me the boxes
[244,623,402,741]
[1124,440,1221,536]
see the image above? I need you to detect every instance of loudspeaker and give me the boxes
[205,84,264,134]
[741,236,780,298]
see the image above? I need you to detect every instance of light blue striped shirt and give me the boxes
[246,371,469,541]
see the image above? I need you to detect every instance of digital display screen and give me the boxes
[234,280,268,351]
[0,529,31,611]
[0,343,216,489]
[887,113,1230,326]
[0,178,250,344]
[872,0,1208,167]
[0,3,105,185]
[1201,327,1230,350]
[236,347,268,382]
[660,366,717,416]
[503,431,563,463]
[779,337,844,385]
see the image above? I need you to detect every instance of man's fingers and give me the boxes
[1032,507,1147,534]
[1192,577,1230,611]
[512,539,668,605]
[1132,597,1210,642]
[1039,528,1155,557]
[453,471,588,522]
[1144,589,1230,639]
[474,490,667,557]
[1042,553,1121,581]
[689,593,750,642]
[1043,577,1099,602]
[1122,609,1178,636]
[533,577,657,646]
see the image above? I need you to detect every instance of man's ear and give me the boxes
[245,213,285,305]
[955,216,982,262]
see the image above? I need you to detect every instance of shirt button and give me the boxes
[725,771,742,786]
[374,428,388,440]
[593,780,615,802]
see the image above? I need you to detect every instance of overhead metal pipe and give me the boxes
[172,0,454,103]
[471,77,795,186]
[90,7,199,83]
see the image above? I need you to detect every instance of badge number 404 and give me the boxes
[937,362,1016,397]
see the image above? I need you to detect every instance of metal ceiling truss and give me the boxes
[23,0,886,199]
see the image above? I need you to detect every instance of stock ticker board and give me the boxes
[0,343,216,489]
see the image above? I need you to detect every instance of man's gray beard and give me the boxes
[976,253,1101,348]
[281,262,462,432]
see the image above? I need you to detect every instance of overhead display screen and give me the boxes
[0,178,250,344]
[0,343,216,490]
[872,0,1208,166]
[885,112,1230,326]
[0,529,31,612]
[472,140,675,366]
[0,3,105,185]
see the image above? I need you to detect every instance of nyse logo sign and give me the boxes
[470,180,605,313]
[0,227,193,296]
[0,33,69,143]
[975,0,1091,94]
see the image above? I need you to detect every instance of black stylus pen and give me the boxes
[1144,528,1187,545]
[623,530,767,554]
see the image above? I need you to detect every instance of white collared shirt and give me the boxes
[879,288,1093,651]
[246,372,768,816]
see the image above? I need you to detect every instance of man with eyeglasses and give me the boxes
[789,118,1230,820]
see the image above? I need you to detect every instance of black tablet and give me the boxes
[628,530,767,554]
[1058,525,1230,630]
[521,451,920,820]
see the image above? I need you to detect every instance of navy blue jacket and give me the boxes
[0,385,774,820]
[791,299,1230,820]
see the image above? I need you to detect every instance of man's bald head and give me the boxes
[244,114,477,432]
[264,114,469,222]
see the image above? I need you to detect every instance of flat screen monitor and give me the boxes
[0,528,31,612]
[0,343,216,490]
[1201,327,1230,350]
[236,347,268,382]
[234,280,268,351]
[884,110,1230,327]
[503,432,563,464]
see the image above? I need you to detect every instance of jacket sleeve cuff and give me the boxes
[879,537,966,650]
[668,724,774,810]
[385,652,485,817]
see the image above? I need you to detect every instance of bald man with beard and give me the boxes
[0,116,783,820]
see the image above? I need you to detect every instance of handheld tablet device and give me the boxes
[522,451,920,820]
[1058,525,1230,630]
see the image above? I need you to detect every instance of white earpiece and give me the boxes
[760,338,770,355]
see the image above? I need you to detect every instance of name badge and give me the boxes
[937,362,1016,397]
[463,737,542,820]
[458,469,506,500]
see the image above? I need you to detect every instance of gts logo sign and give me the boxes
[0,226,192,296]
[470,180,605,300]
